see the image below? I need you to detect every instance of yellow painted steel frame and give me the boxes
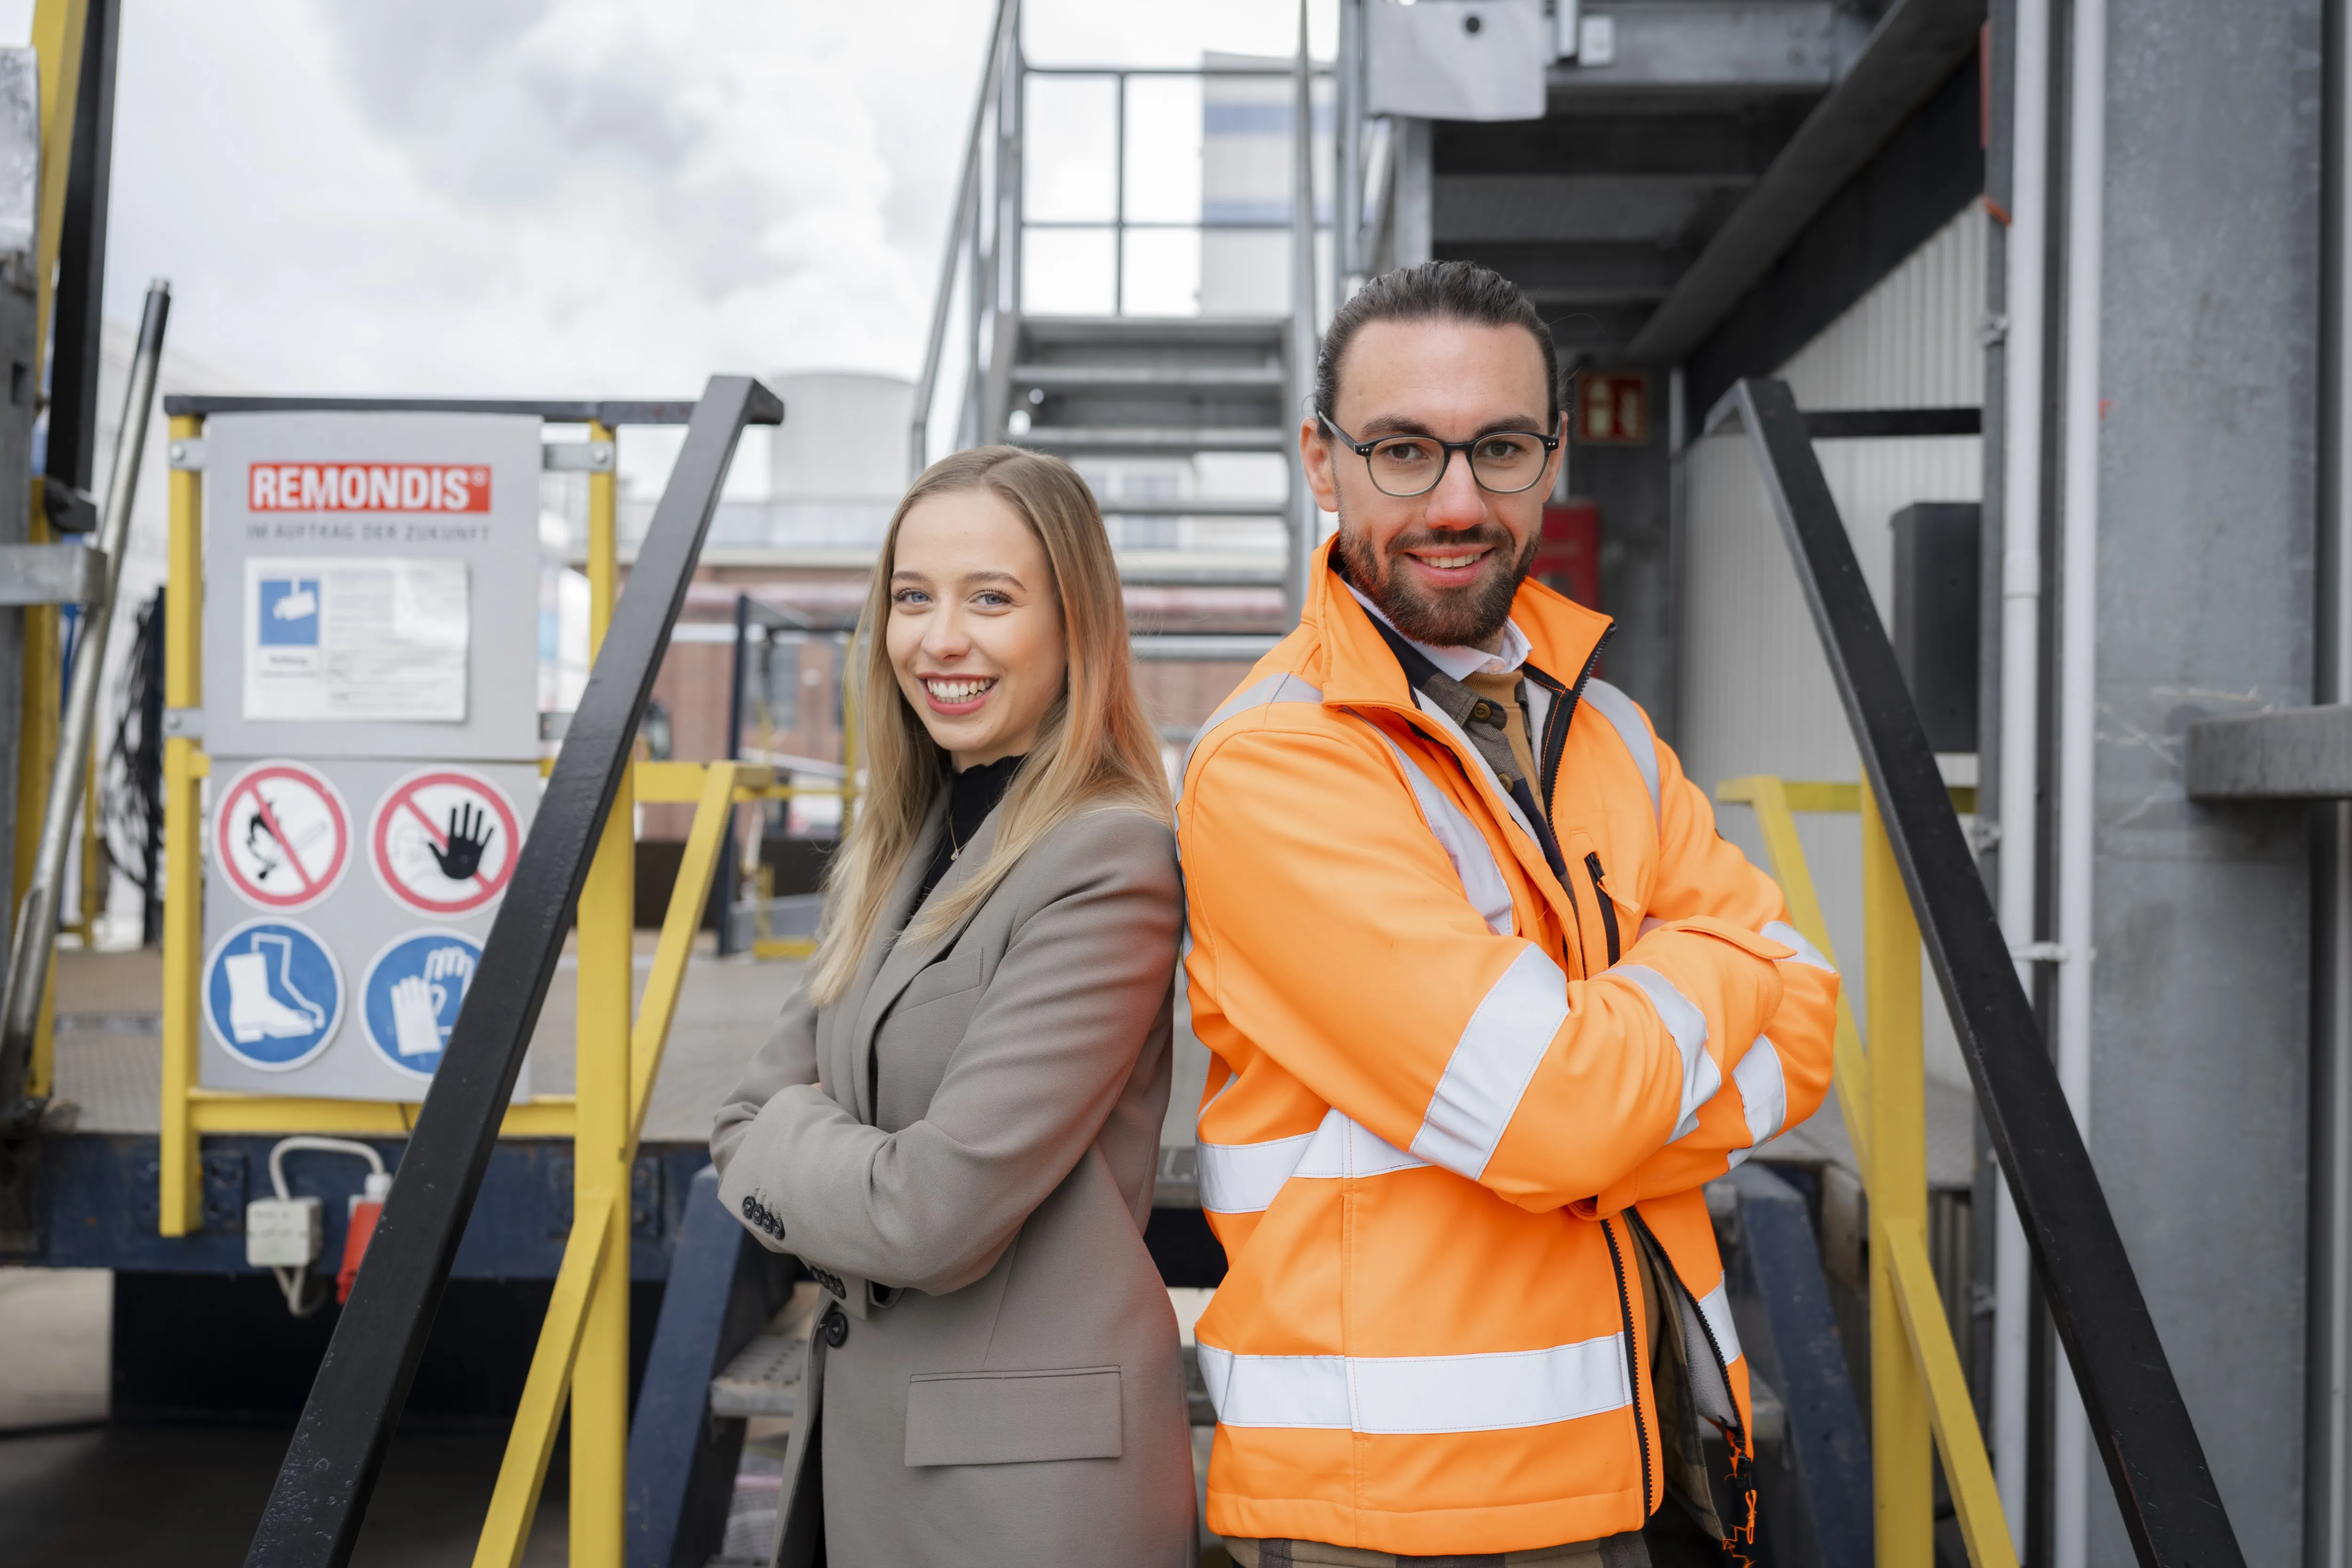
[15,0,90,1124]
[474,758,763,1568]
[1715,776,2017,1568]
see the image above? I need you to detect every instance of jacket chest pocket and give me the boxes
[904,1366,1125,1467]
[873,953,986,1120]
[1564,828,1640,970]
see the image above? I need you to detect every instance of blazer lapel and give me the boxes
[845,805,1009,1111]
[829,796,946,1124]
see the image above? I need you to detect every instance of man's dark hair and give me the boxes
[1313,260,1560,426]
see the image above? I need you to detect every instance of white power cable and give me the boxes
[265,1137,394,1319]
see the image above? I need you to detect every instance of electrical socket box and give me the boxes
[246,1196,324,1268]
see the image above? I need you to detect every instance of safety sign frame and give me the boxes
[212,759,353,913]
[368,766,523,917]
[202,916,348,1073]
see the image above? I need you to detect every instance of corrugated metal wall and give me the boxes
[1677,206,1985,1099]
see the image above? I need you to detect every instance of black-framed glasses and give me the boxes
[1318,414,1563,498]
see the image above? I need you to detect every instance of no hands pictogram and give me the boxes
[214,760,351,912]
[369,767,521,916]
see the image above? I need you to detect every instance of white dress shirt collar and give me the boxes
[1344,580,1532,684]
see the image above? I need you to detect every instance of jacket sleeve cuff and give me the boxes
[1573,1168,1642,1221]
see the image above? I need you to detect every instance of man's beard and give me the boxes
[1336,520,1539,648]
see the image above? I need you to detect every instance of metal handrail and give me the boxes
[242,376,785,1568]
[1724,375,2244,1567]
[910,0,1017,479]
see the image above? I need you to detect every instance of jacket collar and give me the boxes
[1307,536,1613,933]
[1307,535,1613,710]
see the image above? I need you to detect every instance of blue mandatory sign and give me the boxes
[360,931,481,1079]
[204,918,345,1071]
[257,577,321,646]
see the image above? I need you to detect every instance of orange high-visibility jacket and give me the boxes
[1177,544,1839,1554]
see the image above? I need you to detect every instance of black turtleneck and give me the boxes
[910,752,1024,914]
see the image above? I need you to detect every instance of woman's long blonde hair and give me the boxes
[806,446,1171,1005]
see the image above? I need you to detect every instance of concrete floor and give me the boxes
[0,1424,569,1568]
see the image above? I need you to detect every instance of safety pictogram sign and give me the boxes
[214,760,352,913]
[204,917,346,1071]
[369,767,522,917]
[360,930,481,1079]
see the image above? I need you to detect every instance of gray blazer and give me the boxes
[711,798,1194,1568]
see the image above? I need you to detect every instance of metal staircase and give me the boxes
[909,0,1327,651]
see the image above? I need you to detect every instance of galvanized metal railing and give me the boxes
[1719,376,2244,1568]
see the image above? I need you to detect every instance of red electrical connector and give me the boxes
[337,1171,394,1303]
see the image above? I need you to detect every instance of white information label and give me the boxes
[243,557,469,722]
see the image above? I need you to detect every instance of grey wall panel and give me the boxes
[1679,207,1986,1097]
[2083,2,2321,1561]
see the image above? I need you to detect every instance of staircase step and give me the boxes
[1021,315,1288,349]
[1097,496,1285,517]
[707,1283,821,1420]
[1131,633,1285,661]
[1020,426,1288,455]
[1117,558,1285,589]
[1013,363,1284,392]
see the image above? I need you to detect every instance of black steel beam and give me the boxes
[1805,406,1980,439]
[161,395,704,426]
[1731,377,2244,1568]
[1624,0,1986,364]
[242,375,784,1568]
[43,0,118,496]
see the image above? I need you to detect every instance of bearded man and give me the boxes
[1176,260,1840,1566]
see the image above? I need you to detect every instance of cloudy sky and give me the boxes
[0,0,1335,404]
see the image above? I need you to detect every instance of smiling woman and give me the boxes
[709,446,1193,1567]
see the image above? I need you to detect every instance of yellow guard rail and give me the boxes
[1716,776,2016,1568]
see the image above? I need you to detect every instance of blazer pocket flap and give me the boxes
[903,1367,1123,1467]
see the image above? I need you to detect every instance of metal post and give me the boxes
[1864,787,1935,1568]
[572,417,632,1568]
[1113,71,1127,317]
[1286,0,1319,623]
[1336,0,1362,296]
[1992,0,2054,1538]
[13,0,92,1116]
[2316,8,2352,1560]
[158,413,202,1236]
[2051,0,2108,1558]
[0,280,167,1127]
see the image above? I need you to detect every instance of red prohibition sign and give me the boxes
[369,768,522,917]
[214,761,351,912]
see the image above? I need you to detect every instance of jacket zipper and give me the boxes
[1536,623,1614,811]
[1601,1216,1654,1516]
[1585,852,1621,967]
[1627,1210,1748,1463]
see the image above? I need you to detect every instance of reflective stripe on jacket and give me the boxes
[1176,543,1839,1554]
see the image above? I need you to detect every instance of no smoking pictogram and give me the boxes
[370,767,521,916]
[214,761,351,912]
